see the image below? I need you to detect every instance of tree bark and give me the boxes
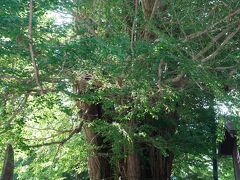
[82,103,112,180]
[74,75,112,180]
[127,151,140,180]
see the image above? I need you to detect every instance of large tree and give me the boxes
[0,0,239,179]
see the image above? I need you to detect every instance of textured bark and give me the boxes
[1,144,14,180]
[135,145,174,180]
[82,104,112,180]
[127,1,174,178]
[75,75,112,180]
[149,148,174,180]
[127,152,140,180]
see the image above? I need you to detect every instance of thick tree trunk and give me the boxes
[81,103,112,180]
[1,144,14,180]
[127,152,141,180]
[74,75,112,180]
[149,148,174,180]
[77,97,176,179]
[137,146,173,180]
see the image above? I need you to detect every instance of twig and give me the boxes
[51,144,62,168]
[28,0,44,95]
[130,0,138,56]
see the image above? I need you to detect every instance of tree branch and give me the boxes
[213,66,237,71]
[130,0,138,56]
[157,59,164,90]
[184,8,240,41]
[193,26,231,60]
[29,0,44,95]
[150,0,161,20]
[201,24,240,63]
[169,72,185,83]
[27,121,84,148]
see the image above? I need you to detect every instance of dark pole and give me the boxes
[212,102,218,180]
[212,153,218,180]
[232,141,240,180]
[1,144,14,180]
[212,130,218,180]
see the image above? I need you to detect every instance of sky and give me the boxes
[47,11,72,25]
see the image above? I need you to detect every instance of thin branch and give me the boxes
[130,0,138,56]
[24,130,70,141]
[26,88,57,95]
[27,121,83,148]
[157,59,164,90]
[213,66,237,71]
[184,8,240,41]
[150,0,161,20]
[193,26,231,60]
[51,144,62,168]
[0,95,29,134]
[25,125,72,133]
[201,24,240,63]
[28,0,44,95]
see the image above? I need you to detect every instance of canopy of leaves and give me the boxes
[0,0,239,179]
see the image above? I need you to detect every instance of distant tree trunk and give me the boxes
[1,144,14,180]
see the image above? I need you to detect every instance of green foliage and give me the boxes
[0,0,240,179]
